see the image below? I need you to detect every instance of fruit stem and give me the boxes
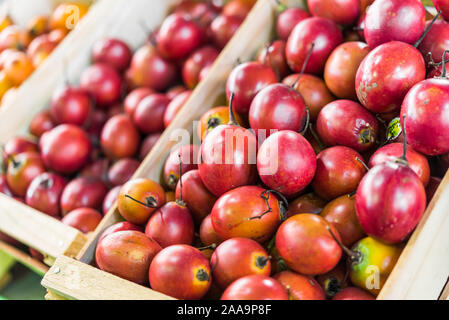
[308,123,326,151]
[355,157,370,171]
[124,194,157,208]
[176,153,186,206]
[325,225,357,259]
[7,154,19,168]
[440,50,449,79]
[414,10,441,48]
[227,92,237,126]
[197,243,217,251]
[397,114,409,165]
[291,42,315,88]
[299,108,310,136]
[249,189,289,221]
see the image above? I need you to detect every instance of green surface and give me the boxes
[0,264,45,300]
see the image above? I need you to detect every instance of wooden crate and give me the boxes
[40,0,448,300]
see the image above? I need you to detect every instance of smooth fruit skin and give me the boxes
[126,44,177,91]
[96,230,161,285]
[175,170,217,226]
[50,86,93,126]
[349,237,402,295]
[273,271,325,300]
[433,0,449,21]
[2,136,38,164]
[80,158,109,183]
[117,178,166,225]
[6,152,46,197]
[40,124,92,174]
[92,38,132,72]
[210,186,282,243]
[197,106,243,140]
[29,110,55,137]
[321,194,365,247]
[99,221,143,242]
[149,245,211,300]
[316,262,349,298]
[139,132,162,161]
[80,63,123,108]
[225,62,278,116]
[256,40,290,79]
[276,214,342,275]
[133,94,170,134]
[25,172,67,217]
[107,158,140,187]
[257,130,316,197]
[210,14,243,49]
[312,146,367,200]
[163,144,199,190]
[308,0,361,26]
[124,87,153,118]
[286,193,326,218]
[145,201,194,248]
[355,41,426,114]
[102,185,121,215]
[276,7,310,40]
[364,0,425,49]
[332,287,375,300]
[401,78,449,156]
[369,143,430,186]
[283,73,335,121]
[324,42,370,100]
[356,161,426,244]
[211,238,271,289]
[286,17,343,75]
[418,20,449,65]
[249,84,307,137]
[60,177,108,215]
[221,275,288,300]
[163,90,192,128]
[199,214,223,246]
[157,13,203,60]
[61,208,103,234]
[101,114,140,159]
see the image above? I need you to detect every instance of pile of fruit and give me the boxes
[93,0,449,300]
[0,2,90,104]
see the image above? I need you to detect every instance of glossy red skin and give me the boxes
[6,152,46,197]
[149,245,211,300]
[317,100,379,152]
[163,144,199,190]
[80,63,123,108]
[211,238,271,289]
[249,84,307,137]
[99,221,143,242]
[312,146,367,200]
[29,110,55,137]
[50,86,93,126]
[324,42,370,100]
[124,87,153,118]
[210,186,282,243]
[176,170,217,225]
[283,73,335,121]
[210,14,242,50]
[225,62,278,115]
[356,161,426,244]
[273,271,325,300]
[166,85,187,100]
[60,177,108,215]
[25,172,67,217]
[221,275,288,300]
[0,173,13,196]
[126,45,177,91]
[364,0,425,49]
[426,176,441,204]
[356,42,426,114]
[401,78,449,156]
[145,201,194,248]
[92,38,132,72]
[433,0,449,21]
[139,132,162,161]
[418,20,449,65]
[276,7,310,41]
[286,17,343,75]
[256,40,290,79]
[79,158,109,183]
[369,143,430,186]
[101,114,140,159]
[133,94,170,134]
[62,207,102,234]
[102,185,121,215]
[182,46,218,89]
[117,178,166,225]
[199,123,257,196]
[286,193,326,218]
[163,91,192,128]
[157,13,203,60]
[3,137,38,164]
[107,158,139,187]
[308,0,360,26]
[321,194,365,247]
[333,287,375,300]
[257,130,316,197]
[222,0,254,19]
[86,109,107,138]
[276,214,342,275]
[199,214,223,246]
[96,230,161,284]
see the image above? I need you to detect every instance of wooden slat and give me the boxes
[0,194,87,264]
[41,256,174,300]
[439,280,449,300]
[0,241,49,276]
